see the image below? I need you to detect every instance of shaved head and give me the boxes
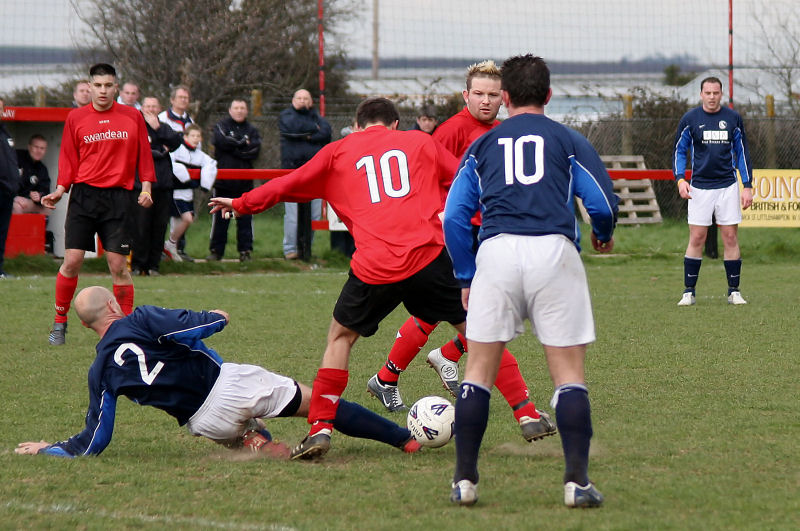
[74,286,116,327]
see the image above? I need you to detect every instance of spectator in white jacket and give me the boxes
[164,124,217,262]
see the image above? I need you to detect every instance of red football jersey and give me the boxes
[434,107,499,225]
[58,102,155,190]
[433,107,499,158]
[234,126,458,284]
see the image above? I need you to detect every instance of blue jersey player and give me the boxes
[15,286,420,458]
[443,55,618,508]
[673,76,753,306]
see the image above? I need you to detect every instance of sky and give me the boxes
[0,0,794,66]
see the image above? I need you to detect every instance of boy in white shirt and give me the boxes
[165,124,217,261]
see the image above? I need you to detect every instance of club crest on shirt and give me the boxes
[718,120,727,129]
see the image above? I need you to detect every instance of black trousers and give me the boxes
[0,187,14,273]
[131,188,172,271]
[209,211,253,254]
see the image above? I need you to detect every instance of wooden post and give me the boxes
[250,89,262,117]
[765,94,776,168]
[35,86,46,107]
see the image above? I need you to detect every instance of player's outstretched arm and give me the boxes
[15,441,51,455]
[208,197,238,219]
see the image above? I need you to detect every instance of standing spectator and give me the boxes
[41,63,155,346]
[157,86,193,132]
[164,124,217,262]
[410,104,438,134]
[673,76,753,306]
[0,97,20,279]
[117,82,142,110]
[157,85,195,261]
[208,99,261,262]
[13,134,51,215]
[130,96,183,276]
[210,98,469,461]
[72,81,91,107]
[444,54,617,507]
[278,89,331,260]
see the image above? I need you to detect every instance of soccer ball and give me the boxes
[407,396,455,448]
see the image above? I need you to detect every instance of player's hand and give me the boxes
[741,187,754,210]
[591,233,614,253]
[461,287,470,311]
[41,187,65,209]
[30,191,41,203]
[15,441,50,455]
[677,179,692,200]
[210,309,229,323]
[208,197,238,219]
[137,191,153,208]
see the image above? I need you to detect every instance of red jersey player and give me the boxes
[42,63,155,346]
[367,61,557,445]
[210,98,470,459]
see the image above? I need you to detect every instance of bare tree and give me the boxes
[71,0,354,124]
[751,1,800,114]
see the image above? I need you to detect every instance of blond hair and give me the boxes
[466,60,501,90]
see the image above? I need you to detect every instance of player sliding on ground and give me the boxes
[15,286,420,458]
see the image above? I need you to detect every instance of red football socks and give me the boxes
[113,284,134,315]
[378,317,438,384]
[308,367,349,434]
[495,349,540,421]
[440,333,467,362]
[54,272,79,323]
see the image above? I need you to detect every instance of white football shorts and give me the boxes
[466,233,595,347]
[687,182,742,226]
[186,362,298,443]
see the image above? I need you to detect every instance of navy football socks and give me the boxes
[554,384,593,485]
[684,256,702,292]
[724,259,742,293]
[453,382,491,484]
[334,399,409,448]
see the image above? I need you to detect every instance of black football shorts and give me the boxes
[333,249,466,337]
[65,184,135,254]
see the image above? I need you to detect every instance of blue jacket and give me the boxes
[278,106,331,169]
[0,124,19,195]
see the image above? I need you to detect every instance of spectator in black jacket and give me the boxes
[0,97,20,278]
[13,134,51,215]
[208,99,261,262]
[278,89,331,260]
[130,96,183,276]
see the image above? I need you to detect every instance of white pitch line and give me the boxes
[2,500,297,531]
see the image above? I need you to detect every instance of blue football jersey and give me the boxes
[673,105,753,190]
[42,306,227,457]
[443,112,618,287]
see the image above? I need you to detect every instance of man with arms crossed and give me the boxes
[444,55,617,507]
[211,98,468,460]
[16,286,420,458]
[673,76,753,306]
[42,63,155,345]
[368,61,555,447]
